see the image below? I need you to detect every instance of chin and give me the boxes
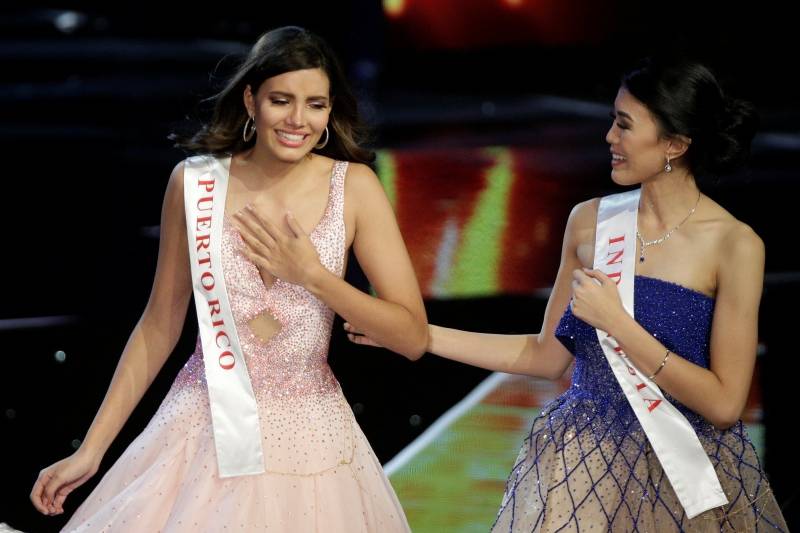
[271,146,312,163]
[276,153,307,163]
[610,169,642,187]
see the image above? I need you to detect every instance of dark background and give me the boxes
[1,2,797,531]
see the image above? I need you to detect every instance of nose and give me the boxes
[285,103,305,128]
[605,122,617,145]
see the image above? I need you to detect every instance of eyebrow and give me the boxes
[615,110,634,122]
[268,91,329,101]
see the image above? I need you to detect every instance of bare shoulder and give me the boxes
[160,160,188,204]
[169,159,186,187]
[565,197,600,242]
[568,198,599,226]
[343,161,379,184]
[701,196,764,262]
[721,219,764,263]
[708,204,765,301]
[343,162,384,200]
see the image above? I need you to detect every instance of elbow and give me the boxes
[400,322,429,362]
[404,349,425,362]
[708,405,743,431]
[544,366,567,381]
[526,340,572,380]
[538,362,570,381]
[710,417,738,431]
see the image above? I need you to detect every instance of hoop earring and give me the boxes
[664,155,673,173]
[243,115,256,142]
[315,126,329,149]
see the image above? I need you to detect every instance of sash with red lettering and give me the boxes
[183,155,265,477]
[593,189,726,518]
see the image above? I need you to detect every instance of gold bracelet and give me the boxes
[648,349,671,381]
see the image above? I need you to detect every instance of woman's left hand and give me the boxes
[570,268,627,333]
[233,205,323,287]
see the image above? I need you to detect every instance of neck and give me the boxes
[638,168,700,230]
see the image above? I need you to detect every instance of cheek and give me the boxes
[257,105,283,124]
[311,110,331,129]
[623,135,659,168]
[637,149,664,171]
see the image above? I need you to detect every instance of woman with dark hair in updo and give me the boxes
[31,26,424,532]
[347,58,789,531]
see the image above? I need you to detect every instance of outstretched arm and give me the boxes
[31,161,193,516]
[348,200,597,379]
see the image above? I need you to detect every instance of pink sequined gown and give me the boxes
[62,159,410,532]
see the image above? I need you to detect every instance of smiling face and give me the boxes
[605,87,678,186]
[244,68,332,163]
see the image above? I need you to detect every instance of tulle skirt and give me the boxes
[492,394,788,532]
[61,371,409,533]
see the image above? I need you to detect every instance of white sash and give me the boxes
[593,189,726,518]
[183,155,265,478]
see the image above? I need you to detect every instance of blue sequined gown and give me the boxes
[492,275,788,532]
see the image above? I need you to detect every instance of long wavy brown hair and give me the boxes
[171,26,374,164]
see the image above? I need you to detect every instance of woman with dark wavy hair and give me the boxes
[348,58,789,531]
[31,26,424,532]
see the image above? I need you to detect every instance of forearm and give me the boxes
[427,325,570,379]
[79,314,181,458]
[305,267,427,359]
[427,325,535,373]
[611,315,733,428]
